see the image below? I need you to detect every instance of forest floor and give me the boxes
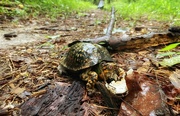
[0,9,179,115]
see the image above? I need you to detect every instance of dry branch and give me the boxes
[82,7,115,43]
[105,7,116,36]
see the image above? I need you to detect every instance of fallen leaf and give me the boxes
[10,55,33,64]
[3,103,15,110]
[137,58,151,73]
[169,70,180,89]
[18,91,32,99]
[81,102,103,116]
[119,72,170,115]
[156,51,178,58]
[159,55,180,67]
[11,87,26,95]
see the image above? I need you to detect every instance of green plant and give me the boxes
[105,0,180,25]
[0,0,96,19]
[0,0,27,17]
[23,0,95,18]
[157,43,180,67]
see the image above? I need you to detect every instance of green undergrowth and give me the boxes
[0,0,95,19]
[106,0,180,25]
[1,0,180,25]
[24,0,95,18]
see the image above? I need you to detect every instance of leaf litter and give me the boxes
[0,10,180,115]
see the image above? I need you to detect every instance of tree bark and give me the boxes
[20,81,86,116]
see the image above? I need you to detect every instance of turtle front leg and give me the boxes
[80,71,98,94]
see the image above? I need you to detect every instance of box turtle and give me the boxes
[58,41,127,95]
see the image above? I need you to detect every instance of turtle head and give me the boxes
[98,62,126,81]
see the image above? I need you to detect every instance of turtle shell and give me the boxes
[60,42,113,71]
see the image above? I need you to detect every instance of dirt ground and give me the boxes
[0,9,179,115]
[0,10,169,49]
[0,10,110,49]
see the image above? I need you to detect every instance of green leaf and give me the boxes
[159,43,180,52]
[156,52,179,58]
[159,55,180,67]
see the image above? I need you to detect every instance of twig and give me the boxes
[82,7,116,43]
[34,82,51,92]
[105,7,116,36]
[91,104,119,110]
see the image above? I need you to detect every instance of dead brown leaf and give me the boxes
[119,72,170,116]
[11,86,26,95]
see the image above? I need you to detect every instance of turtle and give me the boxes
[58,41,127,94]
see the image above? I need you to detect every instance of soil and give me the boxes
[0,10,168,49]
[0,10,110,49]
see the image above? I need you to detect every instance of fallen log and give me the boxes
[109,32,180,50]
